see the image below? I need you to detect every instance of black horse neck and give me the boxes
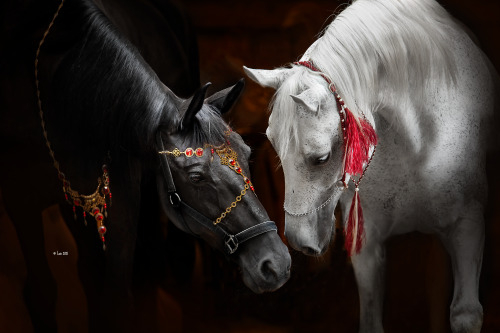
[51,1,176,154]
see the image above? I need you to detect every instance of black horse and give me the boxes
[0,0,291,331]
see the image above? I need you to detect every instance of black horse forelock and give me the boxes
[173,104,230,148]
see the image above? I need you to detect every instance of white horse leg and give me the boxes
[352,242,386,333]
[439,202,484,333]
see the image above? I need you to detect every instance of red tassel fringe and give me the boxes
[343,109,377,256]
[344,189,364,256]
[344,109,377,176]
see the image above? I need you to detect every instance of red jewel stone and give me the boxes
[102,186,110,195]
[93,208,100,215]
[236,167,242,173]
[104,203,107,209]
[64,193,68,201]
[185,148,194,157]
[211,148,214,154]
[244,177,250,184]
[102,164,109,173]
[95,213,104,221]
[83,211,86,217]
[195,148,204,157]
[99,225,107,234]
[229,159,236,166]
[250,185,255,192]
[101,236,105,242]
[74,199,81,206]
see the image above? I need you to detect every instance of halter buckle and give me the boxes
[169,192,181,208]
[224,235,239,254]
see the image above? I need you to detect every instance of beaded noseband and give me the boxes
[283,192,337,218]
[157,131,277,255]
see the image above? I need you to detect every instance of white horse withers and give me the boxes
[244,0,499,332]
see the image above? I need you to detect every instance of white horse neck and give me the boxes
[303,0,459,127]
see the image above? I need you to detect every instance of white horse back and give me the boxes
[346,22,497,238]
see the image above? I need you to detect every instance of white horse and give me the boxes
[244,0,499,332]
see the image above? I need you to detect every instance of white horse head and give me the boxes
[244,66,349,255]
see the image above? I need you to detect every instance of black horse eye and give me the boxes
[188,173,204,183]
[315,153,330,165]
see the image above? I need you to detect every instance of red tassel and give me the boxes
[344,109,377,176]
[345,188,364,256]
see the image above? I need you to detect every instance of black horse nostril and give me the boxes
[260,260,278,281]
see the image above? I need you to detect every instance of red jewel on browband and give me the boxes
[159,147,204,157]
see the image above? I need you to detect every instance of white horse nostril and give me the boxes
[303,246,321,256]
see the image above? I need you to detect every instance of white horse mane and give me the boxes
[271,0,459,159]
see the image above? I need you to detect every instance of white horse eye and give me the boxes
[314,153,330,165]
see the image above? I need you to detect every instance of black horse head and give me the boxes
[157,80,291,293]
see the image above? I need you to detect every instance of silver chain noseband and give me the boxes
[283,191,338,217]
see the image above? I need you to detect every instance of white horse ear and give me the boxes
[243,66,289,89]
[290,89,321,113]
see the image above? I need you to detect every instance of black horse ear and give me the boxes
[205,78,245,115]
[181,82,211,130]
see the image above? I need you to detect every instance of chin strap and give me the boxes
[156,132,277,255]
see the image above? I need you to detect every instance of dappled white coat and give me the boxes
[244,0,499,332]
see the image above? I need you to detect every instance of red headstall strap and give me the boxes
[293,60,378,256]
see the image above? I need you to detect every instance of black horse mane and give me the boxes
[45,0,228,158]
[47,0,171,157]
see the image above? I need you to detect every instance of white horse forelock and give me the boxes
[269,69,330,160]
[270,0,459,160]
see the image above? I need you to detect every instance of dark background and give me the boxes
[1,0,499,332]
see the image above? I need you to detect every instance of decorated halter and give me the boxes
[293,61,378,257]
[35,0,111,250]
[157,130,276,255]
[158,132,256,226]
